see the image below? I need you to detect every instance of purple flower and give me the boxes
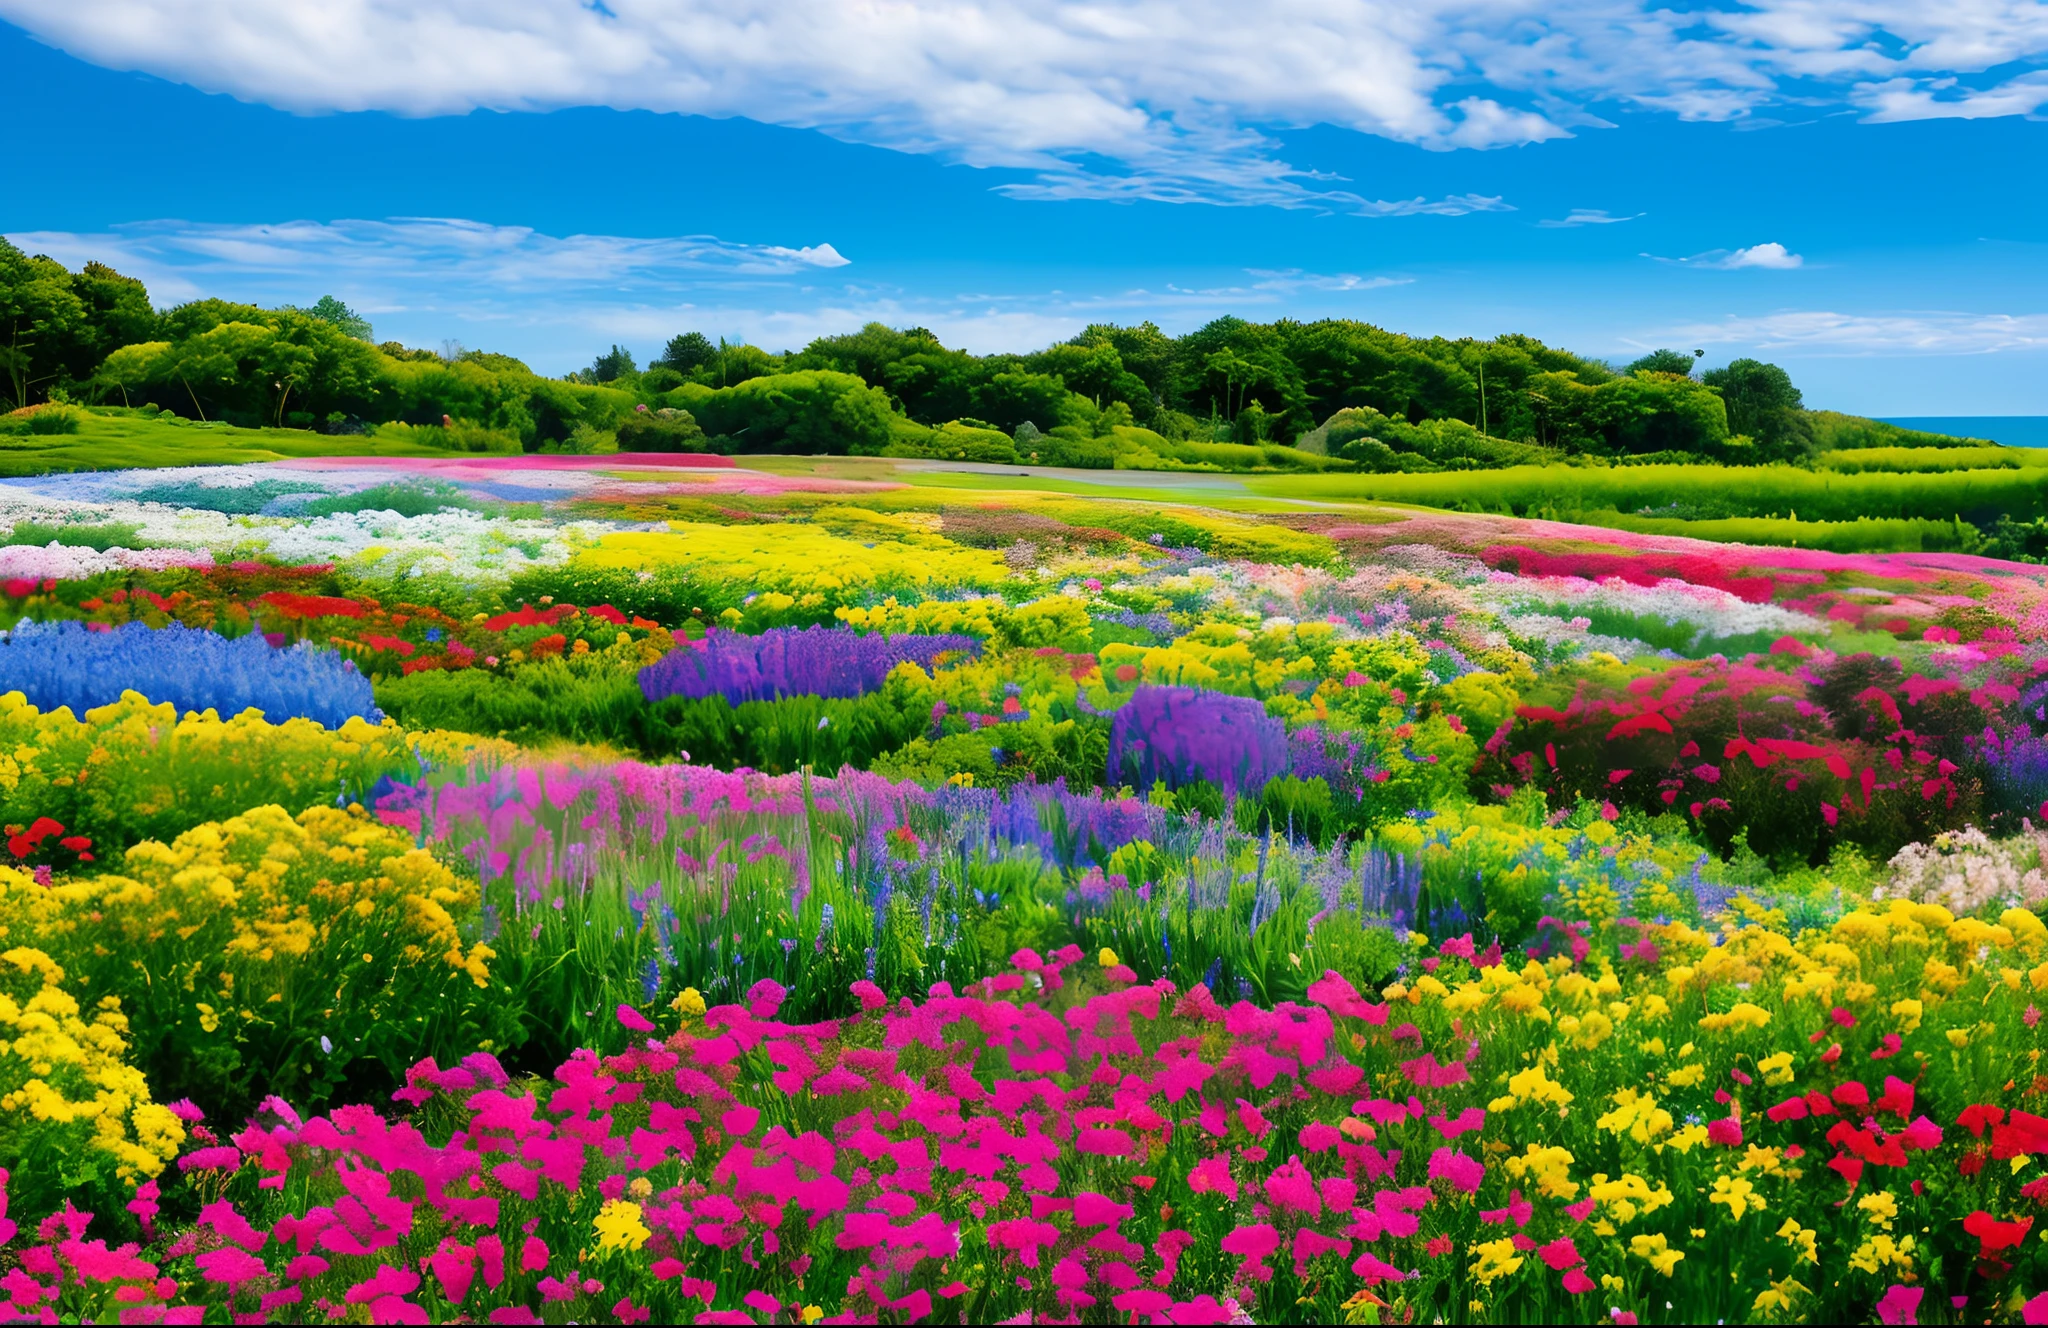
[638,626,978,705]
[1107,685,1288,798]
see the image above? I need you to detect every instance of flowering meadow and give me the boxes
[6,452,2048,1323]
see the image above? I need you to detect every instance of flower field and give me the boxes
[6,452,2048,1323]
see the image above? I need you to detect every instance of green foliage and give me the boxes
[1703,357,1807,449]
[1315,405,1557,471]
[883,419,1020,463]
[615,407,707,451]
[1626,348,1700,376]
[288,295,373,342]
[656,330,717,373]
[301,480,483,518]
[670,371,897,455]
[376,655,936,772]
[2,519,148,551]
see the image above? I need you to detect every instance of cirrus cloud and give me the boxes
[1660,309,2048,355]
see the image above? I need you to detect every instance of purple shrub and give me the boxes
[1106,685,1289,798]
[638,626,979,705]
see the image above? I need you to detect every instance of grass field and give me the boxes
[0,411,452,475]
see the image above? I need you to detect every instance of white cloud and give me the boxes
[1659,309,2048,355]
[7,1,2048,207]
[1722,242,1804,270]
[8,218,852,306]
[3,216,1420,369]
[1648,241,1805,270]
[1537,209,1644,228]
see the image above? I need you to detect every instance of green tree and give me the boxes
[1703,358,1806,448]
[671,371,895,454]
[69,262,157,381]
[300,295,373,341]
[656,332,716,373]
[1069,322,1175,400]
[583,345,638,384]
[970,371,1093,434]
[1626,348,1699,378]
[0,238,89,408]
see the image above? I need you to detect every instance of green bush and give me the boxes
[2,520,150,551]
[303,481,482,518]
[616,407,706,451]
[668,371,895,455]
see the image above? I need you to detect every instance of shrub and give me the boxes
[0,689,511,860]
[0,944,183,1219]
[615,407,707,451]
[14,804,506,1123]
[1,520,149,551]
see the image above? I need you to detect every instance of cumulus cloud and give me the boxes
[1648,241,1805,269]
[1660,309,2048,355]
[6,0,2048,206]
[1537,209,1643,228]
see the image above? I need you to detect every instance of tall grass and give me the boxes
[1250,462,2048,526]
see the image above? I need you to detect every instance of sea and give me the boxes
[1879,416,2048,448]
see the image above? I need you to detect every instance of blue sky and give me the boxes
[4,4,2048,414]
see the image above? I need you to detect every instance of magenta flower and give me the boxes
[1878,1284,1924,1325]
[1427,1146,1484,1193]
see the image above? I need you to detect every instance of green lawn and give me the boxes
[0,412,452,476]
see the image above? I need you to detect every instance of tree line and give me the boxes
[2,234,1823,469]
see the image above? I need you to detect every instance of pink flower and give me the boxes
[194,1247,266,1287]
[1707,1117,1743,1148]
[1878,1284,1924,1326]
[615,1004,655,1033]
[850,980,887,1011]
[1427,1147,1484,1194]
[1429,1107,1485,1141]
[1219,1223,1279,1283]
[745,979,787,1019]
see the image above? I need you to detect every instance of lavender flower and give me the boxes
[638,626,978,705]
[1107,685,1289,797]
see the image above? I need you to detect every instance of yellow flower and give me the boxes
[1504,1144,1579,1200]
[1947,1027,1971,1049]
[195,1002,220,1033]
[1629,1232,1684,1277]
[1776,1218,1818,1265]
[800,1308,824,1325]
[593,1199,650,1252]
[1699,1001,1772,1033]
[1857,1191,1899,1231]
[1470,1236,1524,1285]
[1848,1233,1916,1275]
[1709,1174,1765,1222]
[1757,1051,1794,1085]
[1753,1276,1810,1315]
[1098,948,1119,968]
[674,987,706,1018]
[1597,1088,1672,1143]
[1665,1063,1705,1088]
[1740,1145,1783,1175]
